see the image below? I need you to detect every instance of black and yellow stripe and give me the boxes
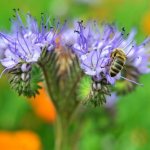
[109,49,126,77]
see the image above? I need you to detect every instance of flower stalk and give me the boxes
[38,61,59,110]
[54,114,69,150]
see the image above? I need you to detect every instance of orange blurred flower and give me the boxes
[30,84,56,123]
[0,131,42,150]
[141,12,150,35]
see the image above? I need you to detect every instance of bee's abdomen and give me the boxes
[110,57,125,77]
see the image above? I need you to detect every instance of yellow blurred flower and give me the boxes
[0,131,42,150]
[141,12,150,35]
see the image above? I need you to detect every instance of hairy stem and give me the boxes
[54,114,69,150]
[38,62,59,110]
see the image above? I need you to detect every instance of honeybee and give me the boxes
[109,48,126,77]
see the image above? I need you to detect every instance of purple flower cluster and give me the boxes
[0,10,57,73]
[73,21,150,85]
[0,12,149,87]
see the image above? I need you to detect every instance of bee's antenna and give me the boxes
[120,76,143,86]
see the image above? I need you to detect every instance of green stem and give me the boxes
[38,63,58,110]
[38,61,84,150]
[54,114,69,150]
[69,102,82,125]
[39,62,69,149]
[54,105,87,150]
[54,115,62,150]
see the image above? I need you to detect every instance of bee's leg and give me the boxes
[120,76,143,86]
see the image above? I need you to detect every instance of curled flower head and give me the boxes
[0,9,57,72]
[73,21,150,86]
[0,10,61,97]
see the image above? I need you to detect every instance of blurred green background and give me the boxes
[0,0,150,150]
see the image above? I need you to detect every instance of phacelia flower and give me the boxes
[0,9,57,73]
[73,21,150,86]
[114,30,150,94]
[0,10,60,97]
